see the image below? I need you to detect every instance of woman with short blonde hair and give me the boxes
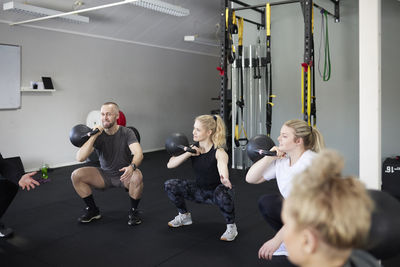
[282,150,379,267]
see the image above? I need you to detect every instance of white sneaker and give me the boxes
[168,213,192,227]
[273,242,288,256]
[220,223,238,241]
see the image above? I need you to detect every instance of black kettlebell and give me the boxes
[246,135,276,162]
[69,124,99,147]
[165,133,196,156]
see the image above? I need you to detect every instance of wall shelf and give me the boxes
[21,87,55,92]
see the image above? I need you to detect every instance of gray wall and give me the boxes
[381,0,400,161]
[234,0,400,175]
[0,23,219,170]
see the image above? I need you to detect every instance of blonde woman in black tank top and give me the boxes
[164,115,238,241]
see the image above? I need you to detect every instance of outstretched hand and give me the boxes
[258,237,282,260]
[220,175,232,189]
[19,171,39,191]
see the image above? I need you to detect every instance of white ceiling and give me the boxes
[0,0,221,55]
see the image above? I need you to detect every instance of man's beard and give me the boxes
[103,120,115,129]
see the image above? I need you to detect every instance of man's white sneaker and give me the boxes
[168,213,192,227]
[220,223,238,241]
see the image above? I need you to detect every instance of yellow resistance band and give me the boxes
[235,124,239,140]
[266,3,271,37]
[225,8,237,54]
[235,124,248,141]
[225,8,229,30]
[238,17,243,48]
[268,96,276,107]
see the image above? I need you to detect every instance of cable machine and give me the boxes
[219,0,340,169]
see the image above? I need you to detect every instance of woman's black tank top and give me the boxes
[191,147,220,190]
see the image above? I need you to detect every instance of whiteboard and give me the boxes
[0,44,21,109]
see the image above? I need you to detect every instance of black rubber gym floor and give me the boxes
[1,150,399,267]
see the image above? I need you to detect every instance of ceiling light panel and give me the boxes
[3,1,89,23]
[130,0,189,16]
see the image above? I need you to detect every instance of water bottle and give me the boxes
[41,164,49,179]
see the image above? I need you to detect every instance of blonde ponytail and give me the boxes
[195,114,226,149]
[284,119,325,152]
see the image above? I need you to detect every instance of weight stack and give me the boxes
[382,157,400,201]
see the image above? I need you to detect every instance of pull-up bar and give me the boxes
[237,15,264,28]
[230,0,264,14]
[232,0,338,22]
[233,0,299,11]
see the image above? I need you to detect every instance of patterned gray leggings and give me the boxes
[164,179,235,224]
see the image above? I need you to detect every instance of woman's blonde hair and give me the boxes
[284,119,325,152]
[285,150,374,249]
[195,114,226,149]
